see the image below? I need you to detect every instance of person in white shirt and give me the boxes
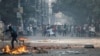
[47,27,55,37]
[89,25,96,37]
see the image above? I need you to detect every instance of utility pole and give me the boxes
[48,0,51,25]
[48,0,53,25]
[17,0,24,32]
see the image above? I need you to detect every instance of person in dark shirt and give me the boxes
[4,25,18,49]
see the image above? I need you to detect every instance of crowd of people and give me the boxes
[5,24,99,37]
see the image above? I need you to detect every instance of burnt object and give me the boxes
[84,45,94,48]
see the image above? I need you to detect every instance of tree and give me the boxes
[0,0,18,25]
[52,0,100,24]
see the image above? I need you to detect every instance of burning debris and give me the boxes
[1,45,49,55]
[2,45,28,55]
[1,37,29,55]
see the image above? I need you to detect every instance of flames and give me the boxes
[1,37,29,55]
[2,45,28,54]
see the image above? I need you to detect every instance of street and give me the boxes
[0,48,100,56]
[0,36,100,56]
[1,35,100,47]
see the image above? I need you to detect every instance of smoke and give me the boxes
[44,0,57,3]
[49,0,57,3]
[55,11,74,25]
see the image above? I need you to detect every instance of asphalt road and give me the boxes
[1,35,100,48]
[0,48,100,56]
[0,35,100,56]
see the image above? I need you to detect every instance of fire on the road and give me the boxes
[2,45,28,54]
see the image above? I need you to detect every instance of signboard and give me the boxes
[19,7,23,14]
[17,12,22,18]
